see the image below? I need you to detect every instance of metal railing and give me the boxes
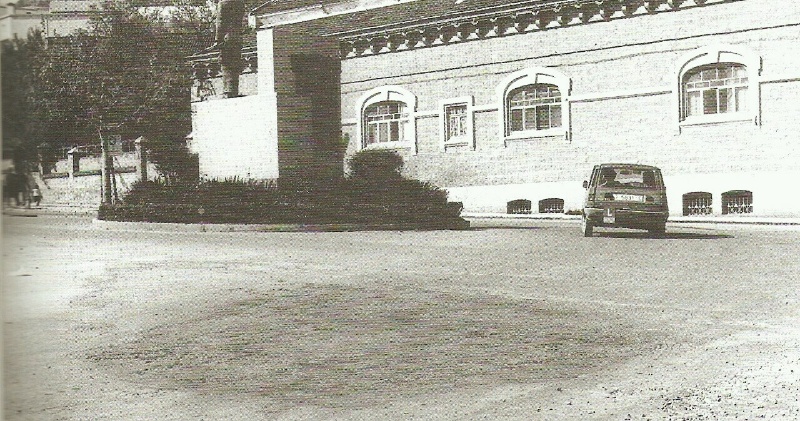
[57,139,138,159]
[721,190,753,215]
[188,46,258,80]
[683,192,713,216]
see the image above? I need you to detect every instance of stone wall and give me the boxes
[34,151,151,209]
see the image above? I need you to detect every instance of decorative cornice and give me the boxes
[336,0,736,59]
[188,46,258,80]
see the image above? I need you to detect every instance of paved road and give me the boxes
[3,215,800,420]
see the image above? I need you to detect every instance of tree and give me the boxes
[2,30,47,170]
[15,0,216,181]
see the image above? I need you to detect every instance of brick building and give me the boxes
[189,0,800,216]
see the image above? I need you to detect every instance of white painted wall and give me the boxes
[190,95,279,180]
[446,170,800,217]
[189,28,280,181]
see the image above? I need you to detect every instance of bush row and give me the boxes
[98,151,468,229]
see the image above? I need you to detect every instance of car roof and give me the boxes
[596,163,661,171]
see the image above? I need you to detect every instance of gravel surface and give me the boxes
[3,215,799,420]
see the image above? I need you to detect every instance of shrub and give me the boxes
[347,149,403,182]
[99,150,467,229]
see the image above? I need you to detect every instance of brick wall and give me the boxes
[339,0,800,215]
[271,25,345,182]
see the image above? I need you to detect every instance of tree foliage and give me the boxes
[3,0,216,181]
[2,30,46,170]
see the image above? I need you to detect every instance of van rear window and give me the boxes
[598,168,659,188]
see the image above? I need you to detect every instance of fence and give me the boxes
[57,139,138,159]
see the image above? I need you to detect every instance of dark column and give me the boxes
[135,137,148,182]
[216,0,245,98]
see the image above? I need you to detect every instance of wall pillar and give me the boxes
[66,147,80,179]
[135,137,148,181]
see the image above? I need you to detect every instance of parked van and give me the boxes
[581,163,669,236]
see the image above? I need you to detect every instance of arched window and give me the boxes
[356,86,417,150]
[364,101,408,145]
[675,45,761,127]
[497,67,571,143]
[508,84,562,132]
[682,63,748,119]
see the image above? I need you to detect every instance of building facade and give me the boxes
[190,0,800,216]
[0,2,48,41]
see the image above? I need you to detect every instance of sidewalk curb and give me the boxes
[90,218,470,233]
[462,213,800,226]
[3,205,97,217]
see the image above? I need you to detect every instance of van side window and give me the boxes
[589,167,599,186]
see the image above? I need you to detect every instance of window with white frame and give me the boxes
[364,101,408,145]
[357,85,417,150]
[683,63,748,119]
[440,96,474,150]
[675,45,761,127]
[445,104,468,140]
[497,67,571,143]
[508,84,562,132]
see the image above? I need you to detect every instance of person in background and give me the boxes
[31,184,42,207]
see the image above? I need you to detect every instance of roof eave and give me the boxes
[250,0,420,29]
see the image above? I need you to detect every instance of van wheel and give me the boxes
[581,215,593,237]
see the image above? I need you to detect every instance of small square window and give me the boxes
[440,97,474,150]
[445,104,468,141]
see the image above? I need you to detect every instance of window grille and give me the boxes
[507,84,561,134]
[683,63,748,119]
[721,190,753,214]
[364,101,408,146]
[507,199,532,214]
[682,192,713,216]
[538,198,564,214]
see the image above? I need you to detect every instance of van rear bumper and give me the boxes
[584,207,668,229]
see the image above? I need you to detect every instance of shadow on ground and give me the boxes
[89,284,657,410]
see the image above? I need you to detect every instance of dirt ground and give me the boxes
[3,215,800,420]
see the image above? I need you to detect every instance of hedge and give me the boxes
[98,151,468,229]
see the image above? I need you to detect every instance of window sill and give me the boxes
[443,138,472,149]
[504,129,566,144]
[680,113,755,127]
[363,141,414,151]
